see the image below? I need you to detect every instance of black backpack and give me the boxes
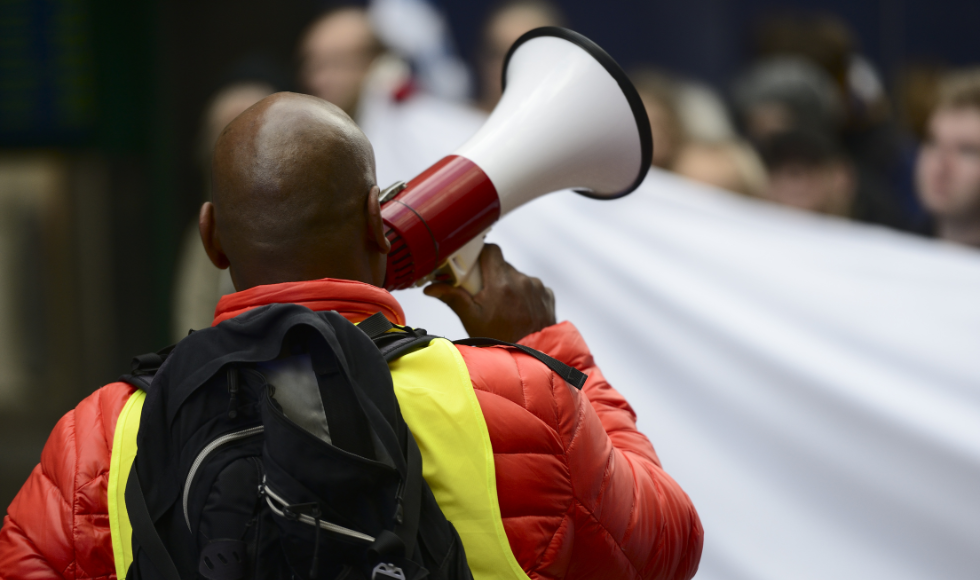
[121,304,586,580]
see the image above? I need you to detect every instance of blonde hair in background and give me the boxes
[630,68,686,169]
[674,140,769,199]
[726,141,769,198]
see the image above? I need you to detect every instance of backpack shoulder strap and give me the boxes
[125,465,182,580]
[453,338,587,390]
[118,344,176,392]
[359,312,441,363]
[357,312,437,558]
[358,312,587,389]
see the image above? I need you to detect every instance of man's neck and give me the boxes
[937,214,980,248]
[231,258,380,292]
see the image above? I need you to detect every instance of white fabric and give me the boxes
[369,0,472,100]
[394,169,980,580]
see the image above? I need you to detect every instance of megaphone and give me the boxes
[381,27,652,293]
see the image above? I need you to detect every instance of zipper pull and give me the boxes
[277,500,321,579]
[394,477,405,525]
[227,367,240,419]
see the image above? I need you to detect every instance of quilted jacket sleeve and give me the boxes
[520,321,703,580]
[0,382,135,580]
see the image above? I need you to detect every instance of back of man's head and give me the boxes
[203,92,389,291]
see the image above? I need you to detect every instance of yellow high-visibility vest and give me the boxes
[107,337,529,580]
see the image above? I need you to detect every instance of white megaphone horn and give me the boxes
[381,26,652,293]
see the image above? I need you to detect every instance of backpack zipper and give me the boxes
[183,425,265,530]
[263,483,375,544]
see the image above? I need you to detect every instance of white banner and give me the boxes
[394,169,980,580]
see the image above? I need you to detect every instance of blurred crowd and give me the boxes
[174,0,980,338]
[629,11,979,242]
[0,2,975,392]
[3,0,980,533]
[138,1,980,337]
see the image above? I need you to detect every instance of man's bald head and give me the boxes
[202,92,390,290]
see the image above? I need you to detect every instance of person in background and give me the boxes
[476,0,565,112]
[673,140,769,198]
[733,57,908,229]
[896,62,949,142]
[916,69,980,248]
[756,130,857,217]
[751,13,893,168]
[890,61,949,228]
[746,12,920,230]
[298,6,384,119]
[732,56,842,144]
[368,0,473,101]
[298,5,485,189]
[172,80,276,340]
[631,68,687,170]
[631,66,736,174]
[673,80,737,143]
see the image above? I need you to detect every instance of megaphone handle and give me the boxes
[444,230,489,295]
[458,261,483,295]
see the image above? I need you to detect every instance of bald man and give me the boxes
[0,93,703,580]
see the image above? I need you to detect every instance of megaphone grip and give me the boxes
[382,155,500,290]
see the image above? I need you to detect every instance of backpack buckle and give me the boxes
[371,562,406,580]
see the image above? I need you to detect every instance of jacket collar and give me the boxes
[212,278,405,327]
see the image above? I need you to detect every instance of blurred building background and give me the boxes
[2,0,979,521]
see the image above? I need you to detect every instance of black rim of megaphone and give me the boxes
[501,26,653,200]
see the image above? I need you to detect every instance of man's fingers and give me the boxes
[480,244,509,281]
[482,243,504,261]
[424,282,477,314]
[423,282,457,300]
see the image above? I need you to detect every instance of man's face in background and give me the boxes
[299,9,379,115]
[916,107,980,221]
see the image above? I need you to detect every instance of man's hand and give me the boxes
[424,244,556,343]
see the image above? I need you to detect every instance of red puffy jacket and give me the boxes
[0,278,702,579]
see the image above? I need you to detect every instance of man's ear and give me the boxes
[366,185,391,255]
[199,202,230,269]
